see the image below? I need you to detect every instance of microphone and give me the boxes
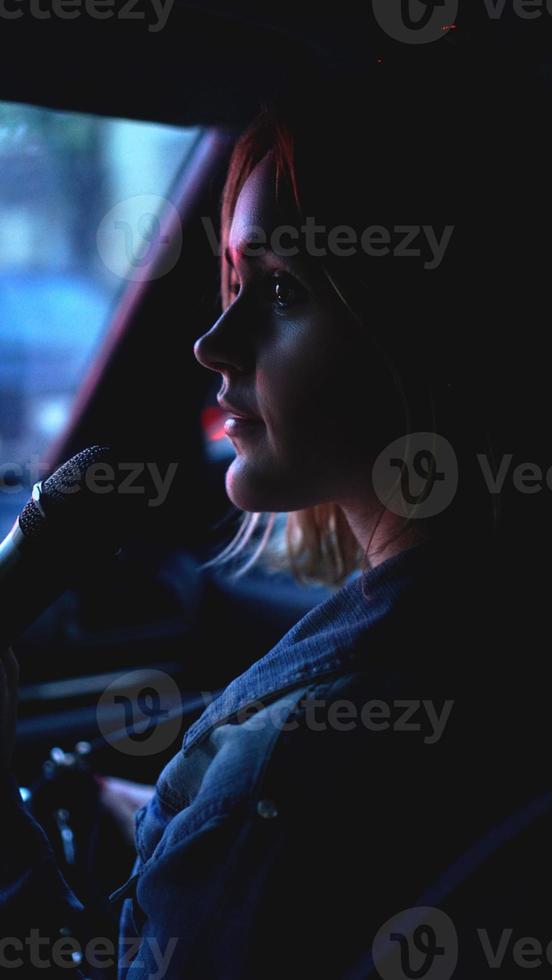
[0,446,144,647]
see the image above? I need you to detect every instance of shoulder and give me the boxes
[256,660,518,858]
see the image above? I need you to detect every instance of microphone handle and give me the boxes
[0,520,74,647]
[0,519,122,647]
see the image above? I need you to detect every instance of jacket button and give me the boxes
[256,798,279,819]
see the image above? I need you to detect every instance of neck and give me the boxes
[337,497,427,569]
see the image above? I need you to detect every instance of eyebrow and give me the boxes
[225,243,271,269]
[224,241,316,294]
[224,242,302,275]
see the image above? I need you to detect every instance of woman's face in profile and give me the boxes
[193,150,397,515]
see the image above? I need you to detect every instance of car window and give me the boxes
[0,102,202,536]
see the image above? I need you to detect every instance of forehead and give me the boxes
[228,150,295,255]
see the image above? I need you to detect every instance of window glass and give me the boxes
[0,102,201,534]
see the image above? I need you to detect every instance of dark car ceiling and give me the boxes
[0,3,551,127]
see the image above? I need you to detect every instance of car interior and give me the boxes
[1,3,551,971]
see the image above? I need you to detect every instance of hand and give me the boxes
[96,775,156,846]
[0,646,19,772]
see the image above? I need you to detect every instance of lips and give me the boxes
[217,397,261,422]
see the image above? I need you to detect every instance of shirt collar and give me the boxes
[182,540,442,754]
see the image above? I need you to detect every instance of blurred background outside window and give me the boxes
[0,102,201,536]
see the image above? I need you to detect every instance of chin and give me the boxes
[225,457,326,514]
[225,464,283,513]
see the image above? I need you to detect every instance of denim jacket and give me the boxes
[2,539,550,979]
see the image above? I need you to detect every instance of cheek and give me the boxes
[256,329,332,431]
[259,317,401,473]
[256,322,364,461]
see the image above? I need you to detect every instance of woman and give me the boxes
[1,69,551,978]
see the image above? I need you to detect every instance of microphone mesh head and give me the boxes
[17,494,44,539]
[18,446,120,552]
[40,445,113,505]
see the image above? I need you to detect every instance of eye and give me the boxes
[268,272,303,310]
[227,271,306,309]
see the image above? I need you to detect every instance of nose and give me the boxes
[193,299,253,375]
